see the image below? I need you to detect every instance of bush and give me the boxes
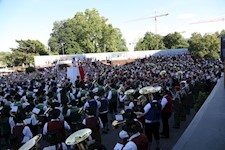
[25,67,36,74]
[194,91,207,112]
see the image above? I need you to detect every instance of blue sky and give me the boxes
[0,0,225,52]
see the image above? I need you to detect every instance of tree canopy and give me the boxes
[134,32,165,51]
[7,40,48,66]
[163,32,189,49]
[188,32,220,59]
[48,9,128,54]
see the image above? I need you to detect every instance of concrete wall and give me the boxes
[34,48,188,67]
[173,77,225,150]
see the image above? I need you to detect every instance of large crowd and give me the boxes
[0,53,224,150]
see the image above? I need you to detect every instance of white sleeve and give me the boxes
[70,93,75,100]
[43,123,48,135]
[64,121,71,131]
[107,91,112,100]
[57,93,61,103]
[31,114,39,125]
[98,117,103,129]
[22,126,33,143]
[129,102,134,109]
[122,141,137,150]
[77,91,81,98]
[9,117,15,132]
[161,97,168,110]
[119,94,126,102]
[82,119,86,125]
[83,102,89,110]
[97,100,101,108]
[144,103,151,115]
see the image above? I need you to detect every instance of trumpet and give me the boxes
[112,120,126,129]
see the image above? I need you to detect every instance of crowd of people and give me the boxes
[0,53,224,150]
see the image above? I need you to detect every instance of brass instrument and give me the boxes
[65,128,92,150]
[139,85,162,95]
[19,134,42,150]
[124,89,135,95]
[112,120,126,128]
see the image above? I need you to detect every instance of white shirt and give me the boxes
[43,119,71,135]
[31,113,39,125]
[122,132,141,150]
[124,102,135,110]
[161,97,168,110]
[9,116,15,130]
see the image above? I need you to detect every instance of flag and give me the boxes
[78,61,85,81]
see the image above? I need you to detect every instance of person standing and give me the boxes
[82,107,103,147]
[43,109,71,145]
[122,120,148,150]
[136,93,162,150]
[160,90,173,138]
[107,84,119,121]
[10,113,33,150]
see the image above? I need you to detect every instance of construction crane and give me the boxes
[190,17,225,25]
[127,13,169,34]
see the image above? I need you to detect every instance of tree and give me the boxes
[134,32,165,51]
[188,32,220,59]
[48,9,128,54]
[163,32,189,49]
[10,40,48,66]
[0,52,12,67]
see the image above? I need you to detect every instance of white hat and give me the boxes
[119,130,129,139]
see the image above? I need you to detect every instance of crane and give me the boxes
[190,17,225,25]
[127,13,169,34]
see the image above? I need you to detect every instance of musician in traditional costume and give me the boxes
[95,89,109,134]
[160,90,173,138]
[10,113,33,150]
[135,92,162,149]
[122,120,148,150]
[83,91,101,117]
[43,109,71,145]
[172,86,181,129]
[107,84,119,121]
[82,107,103,147]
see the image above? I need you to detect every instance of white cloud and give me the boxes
[177,13,196,20]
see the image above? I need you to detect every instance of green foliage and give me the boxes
[163,32,189,49]
[25,66,36,74]
[134,32,165,51]
[194,91,207,112]
[48,9,128,54]
[188,32,220,59]
[8,40,48,66]
[0,52,12,67]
